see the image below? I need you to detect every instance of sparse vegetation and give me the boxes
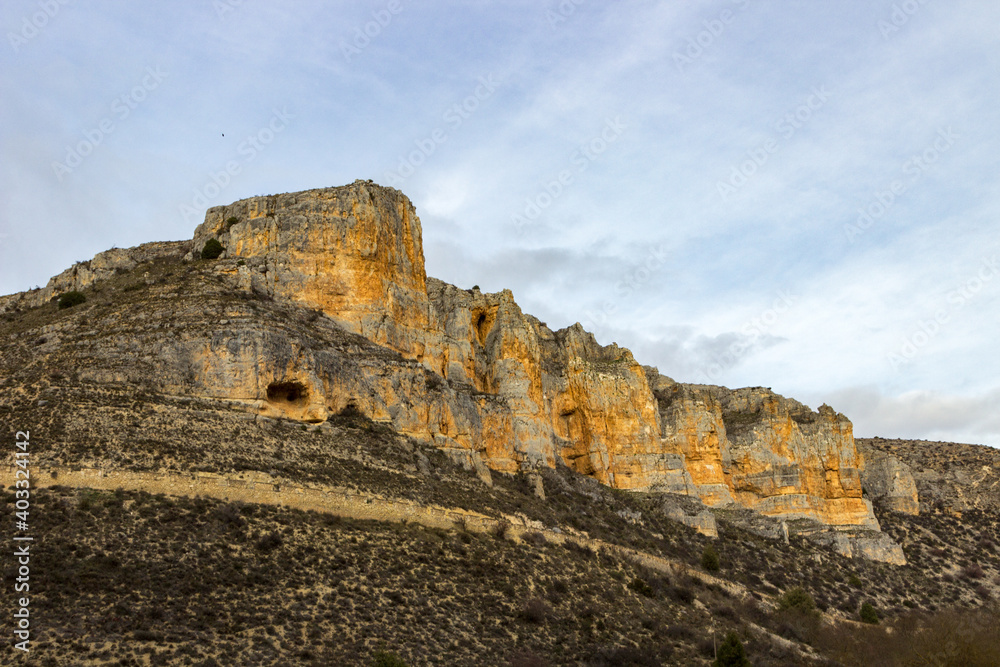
[702,543,720,571]
[714,631,751,667]
[859,601,879,624]
[371,650,408,667]
[201,238,224,260]
[58,290,86,309]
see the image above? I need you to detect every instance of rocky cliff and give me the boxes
[4,181,896,548]
[856,439,920,515]
[186,182,882,526]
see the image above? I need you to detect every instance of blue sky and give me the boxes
[2,0,998,447]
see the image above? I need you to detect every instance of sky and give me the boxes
[2,1,998,448]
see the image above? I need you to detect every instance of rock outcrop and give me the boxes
[4,180,900,558]
[858,437,999,513]
[0,241,188,313]
[649,378,877,528]
[856,440,920,514]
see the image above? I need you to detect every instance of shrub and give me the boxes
[961,563,985,579]
[200,238,224,260]
[778,587,817,615]
[224,216,239,229]
[669,586,694,604]
[215,503,246,529]
[520,597,551,624]
[859,601,879,624]
[776,586,821,643]
[629,577,655,598]
[564,539,595,559]
[58,291,86,309]
[848,574,863,587]
[371,650,407,667]
[522,531,547,547]
[714,631,751,667]
[702,544,720,572]
[665,624,695,640]
[255,531,283,552]
[492,521,510,540]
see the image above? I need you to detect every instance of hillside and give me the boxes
[859,437,1000,513]
[2,181,999,665]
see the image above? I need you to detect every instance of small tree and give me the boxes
[200,238,224,260]
[859,601,879,624]
[58,290,86,309]
[776,586,820,643]
[778,587,817,615]
[702,544,721,572]
[714,631,751,667]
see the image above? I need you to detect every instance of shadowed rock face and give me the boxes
[5,180,889,541]
[856,440,920,515]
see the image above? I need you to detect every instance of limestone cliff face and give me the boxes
[185,181,879,529]
[536,324,664,489]
[714,389,875,528]
[190,184,435,367]
[645,378,877,527]
[7,180,889,539]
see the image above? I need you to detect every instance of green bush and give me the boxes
[224,216,239,229]
[200,238,224,260]
[371,650,407,667]
[702,544,720,572]
[58,291,86,309]
[859,601,879,624]
[778,586,817,615]
[714,631,751,667]
[776,586,821,644]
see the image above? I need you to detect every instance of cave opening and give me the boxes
[266,381,308,404]
[474,310,491,346]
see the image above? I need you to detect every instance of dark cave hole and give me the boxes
[266,381,308,403]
